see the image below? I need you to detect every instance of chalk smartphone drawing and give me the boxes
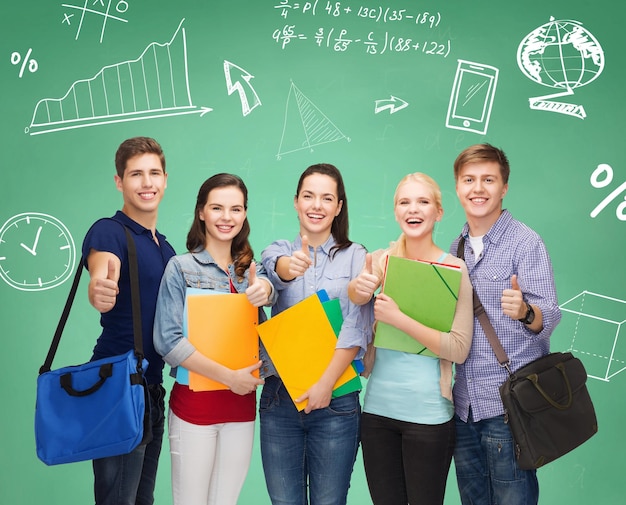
[560,291,626,382]
[0,213,76,291]
[26,19,211,136]
[276,81,350,159]
[446,59,499,135]
[223,60,262,116]
[517,16,604,119]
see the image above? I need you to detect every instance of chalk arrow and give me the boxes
[224,60,262,117]
[374,96,409,114]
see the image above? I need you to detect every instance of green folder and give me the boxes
[320,295,362,397]
[374,255,462,357]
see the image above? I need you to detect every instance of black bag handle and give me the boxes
[39,221,143,375]
[60,363,113,397]
[527,362,573,410]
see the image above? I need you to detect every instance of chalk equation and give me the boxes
[62,0,130,43]
[590,164,626,221]
[273,25,450,56]
[274,0,441,28]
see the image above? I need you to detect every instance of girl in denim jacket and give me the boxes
[154,173,275,505]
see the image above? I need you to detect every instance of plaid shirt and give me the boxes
[450,210,561,422]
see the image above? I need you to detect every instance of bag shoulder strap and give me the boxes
[456,235,511,373]
[39,221,142,374]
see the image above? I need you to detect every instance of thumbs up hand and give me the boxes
[245,261,270,307]
[353,253,380,301]
[501,274,526,320]
[287,235,313,279]
[89,257,120,313]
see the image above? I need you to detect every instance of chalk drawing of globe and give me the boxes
[517,17,604,90]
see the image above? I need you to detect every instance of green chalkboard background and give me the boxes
[1,0,624,503]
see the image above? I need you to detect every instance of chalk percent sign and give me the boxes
[10,48,38,77]
[590,163,626,221]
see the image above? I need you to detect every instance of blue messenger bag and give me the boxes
[35,225,151,465]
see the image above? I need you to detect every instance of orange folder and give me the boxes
[186,291,259,391]
[257,293,357,411]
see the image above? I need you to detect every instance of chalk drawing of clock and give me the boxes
[0,212,76,291]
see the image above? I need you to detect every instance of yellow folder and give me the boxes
[186,291,259,391]
[257,293,358,411]
[375,255,462,357]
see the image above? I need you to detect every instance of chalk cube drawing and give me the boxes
[560,291,626,381]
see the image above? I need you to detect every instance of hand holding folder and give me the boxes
[374,255,461,357]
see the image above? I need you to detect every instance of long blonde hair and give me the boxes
[377,172,443,273]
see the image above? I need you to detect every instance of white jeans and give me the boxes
[168,410,255,505]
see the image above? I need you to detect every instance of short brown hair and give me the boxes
[114,137,165,178]
[453,143,510,184]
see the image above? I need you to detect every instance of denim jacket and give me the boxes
[153,248,276,378]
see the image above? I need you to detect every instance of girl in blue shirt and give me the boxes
[259,163,372,505]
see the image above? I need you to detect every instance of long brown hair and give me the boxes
[186,173,253,279]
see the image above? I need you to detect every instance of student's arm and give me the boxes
[439,259,474,363]
[295,347,359,414]
[501,274,544,333]
[86,249,120,313]
[347,252,382,305]
[274,235,312,281]
[181,354,264,396]
[297,245,373,413]
[244,261,274,307]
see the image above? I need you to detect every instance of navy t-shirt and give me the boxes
[82,211,176,384]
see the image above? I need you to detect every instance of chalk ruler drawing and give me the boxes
[517,17,604,119]
[224,60,262,116]
[276,81,350,159]
[26,19,211,136]
[446,59,499,135]
[560,291,626,382]
[62,0,130,43]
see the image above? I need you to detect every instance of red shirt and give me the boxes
[169,382,256,425]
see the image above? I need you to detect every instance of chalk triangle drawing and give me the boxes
[276,81,349,159]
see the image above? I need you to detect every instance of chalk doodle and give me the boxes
[62,0,130,43]
[446,60,499,135]
[277,81,349,159]
[26,19,211,136]
[517,17,604,119]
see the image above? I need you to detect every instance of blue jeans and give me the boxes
[259,376,361,505]
[454,412,539,505]
[93,384,166,505]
